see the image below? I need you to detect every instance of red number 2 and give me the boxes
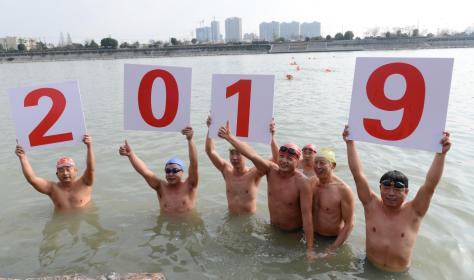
[24,88,73,147]
[226,79,252,137]
[363,62,425,141]
[138,69,179,127]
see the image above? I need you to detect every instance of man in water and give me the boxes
[343,125,451,272]
[119,127,198,214]
[15,135,95,210]
[298,144,318,177]
[311,147,355,256]
[205,116,265,215]
[218,122,315,258]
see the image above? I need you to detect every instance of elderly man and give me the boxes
[119,127,198,214]
[15,135,95,210]
[311,147,355,256]
[343,125,451,272]
[218,122,315,258]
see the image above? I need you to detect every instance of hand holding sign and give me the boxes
[8,81,86,151]
[347,57,454,152]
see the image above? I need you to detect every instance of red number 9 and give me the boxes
[363,62,425,141]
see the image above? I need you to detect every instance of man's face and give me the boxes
[56,166,78,183]
[314,156,334,178]
[229,150,245,168]
[302,147,317,161]
[380,180,408,208]
[278,153,298,172]
[165,163,183,185]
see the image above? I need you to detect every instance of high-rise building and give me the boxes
[196,26,212,43]
[259,21,280,41]
[300,22,321,38]
[211,20,220,43]
[280,21,300,40]
[243,33,258,42]
[225,17,242,42]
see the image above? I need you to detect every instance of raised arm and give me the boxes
[119,140,161,190]
[343,125,374,206]
[15,143,53,195]
[412,132,451,217]
[183,126,198,188]
[326,186,355,254]
[298,176,315,259]
[205,116,229,172]
[80,134,95,186]
[218,122,273,174]
[270,118,279,163]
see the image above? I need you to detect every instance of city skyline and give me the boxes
[1,0,473,44]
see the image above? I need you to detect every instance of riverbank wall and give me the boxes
[1,36,474,63]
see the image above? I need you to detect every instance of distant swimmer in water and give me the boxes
[343,125,451,272]
[15,135,95,210]
[119,127,198,214]
[206,116,277,215]
[218,122,316,260]
[286,74,294,80]
[310,147,355,256]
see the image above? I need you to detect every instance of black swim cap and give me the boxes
[380,170,408,188]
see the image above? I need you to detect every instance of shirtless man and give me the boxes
[343,125,451,272]
[298,144,318,177]
[311,147,355,256]
[205,116,264,214]
[218,122,315,258]
[15,135,95,210]
[119,127,198,214]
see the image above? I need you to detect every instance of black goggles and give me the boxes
[279,146,297,155]
[165,168,183,174]
[381,179,406,189]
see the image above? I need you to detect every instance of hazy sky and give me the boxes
[1,0,473,44]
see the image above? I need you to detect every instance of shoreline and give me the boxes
[1,37,474,63]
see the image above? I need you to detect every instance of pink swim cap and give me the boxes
[279,143,302,159]
[303,144,317,153]
[56,157,75,168]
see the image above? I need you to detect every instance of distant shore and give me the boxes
[2,36,474,63]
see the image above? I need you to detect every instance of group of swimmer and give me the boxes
[14,117,452,273]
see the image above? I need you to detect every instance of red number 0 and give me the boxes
[138,69,179,127]
[363,62,425,141]
[226,79,252,137]
[24,88,73,147]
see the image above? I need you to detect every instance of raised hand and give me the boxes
[15,139,25,159]
[83,134,92,147]
[119,140,132,157]
[218,121,232,140]
[440,131,451,155]
[342,125,352,143]
[182,126,194,140]
[206,116,212,127]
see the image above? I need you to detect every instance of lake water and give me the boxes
[0,49,473,279]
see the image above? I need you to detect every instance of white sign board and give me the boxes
[124,64,192,132]
[208,74,275,144]
[348,57,454,152]
[8,81,87,151]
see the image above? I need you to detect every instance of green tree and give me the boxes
[325,35,332,40]
[36,41,48,50]
[120,42,130,48]
[85,40,99,49]
[385,31,392,38]
[191,38,197,44]
[17,43,27,51]
[100,37,118,49]
[170,37,179,46]
[412,29,419,37]
[334,32,344,40]
[275,37,285,43]
[343,31,354,40]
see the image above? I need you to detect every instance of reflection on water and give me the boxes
[37,205,116,276]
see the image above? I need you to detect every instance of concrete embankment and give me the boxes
[1,36,474,63]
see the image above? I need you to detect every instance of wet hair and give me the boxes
[379,170,408,188]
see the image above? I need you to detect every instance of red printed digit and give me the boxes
[226,79,252,137]
[24,88,73,147]
[363,62,425,141]
[138,69,179,127]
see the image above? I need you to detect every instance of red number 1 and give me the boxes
[24,88,73,147]
[363,62,425,141]
[226,79,252,137]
